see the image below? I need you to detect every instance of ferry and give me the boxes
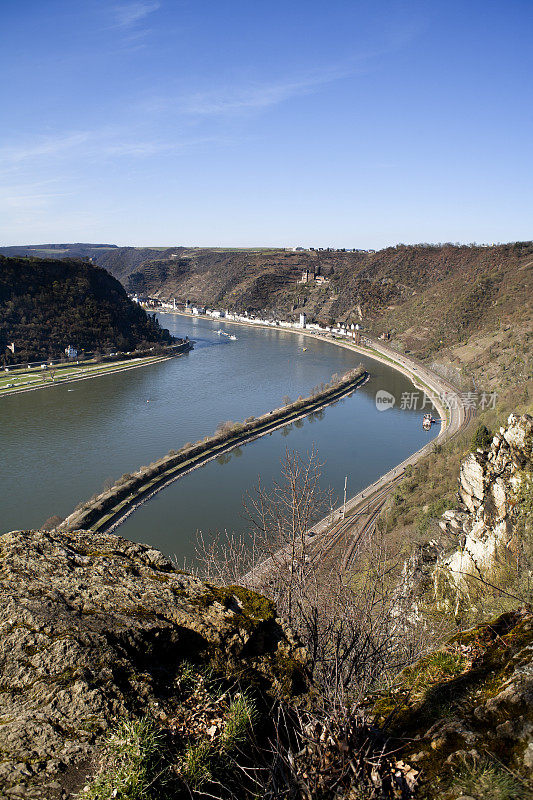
[423,412,436,430]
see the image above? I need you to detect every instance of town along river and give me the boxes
[0,315,438,560]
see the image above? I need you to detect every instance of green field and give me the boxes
[0,355,168,396]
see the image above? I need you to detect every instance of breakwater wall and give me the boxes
[59,367,368,534]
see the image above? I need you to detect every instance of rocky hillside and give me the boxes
[396,413,533,629]
[369,609,533,799]
[0,529,308,799]
[1,525,531,799]
[94,244,533,359]
[0,256,173,364]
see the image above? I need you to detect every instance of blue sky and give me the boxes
[1,0,532,248]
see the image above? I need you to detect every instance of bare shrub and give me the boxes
[216,420,235,437]
[41,515,64,531]
[102,476,115,491]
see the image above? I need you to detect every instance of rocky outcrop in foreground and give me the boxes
[0,529,307,799]
[369,609,533,799]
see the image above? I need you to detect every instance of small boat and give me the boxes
[229,335,237,341]
[302,347,307,352]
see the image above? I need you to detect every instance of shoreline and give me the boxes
[164,309,452,430]
[60,369,369,534]
[0,355,174,398]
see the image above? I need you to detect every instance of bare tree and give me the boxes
[243,447,331,619]
[194,448,439,706]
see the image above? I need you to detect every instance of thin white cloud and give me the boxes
[111,1,161,29]
[0,133,92,165]
[180,80,320,116]
[147,21,425,119]
[175,66,355,117]
[148,64,368,117]
[0,128,227,175]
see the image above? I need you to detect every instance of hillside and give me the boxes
[3,241,531,396]
[0,256,173,364]
[109,243,533,400]
[0,243,117,261]
[4,241,531,354]
[72,242,533,366]
[0,525,530,799]
[85,243,530,333]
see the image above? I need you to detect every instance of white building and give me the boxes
[299,313,307,328]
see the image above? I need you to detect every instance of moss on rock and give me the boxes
[368,610,533,798]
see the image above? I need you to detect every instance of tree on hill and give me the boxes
[472,424,493,450]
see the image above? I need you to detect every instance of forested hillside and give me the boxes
[3,241,531,368]
[0,256,173,364]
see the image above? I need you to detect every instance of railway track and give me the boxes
[243,341,475,589]
[327,404,476,576]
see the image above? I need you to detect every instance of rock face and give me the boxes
[0,529,308,799]
[398,414,533,618]
[436,413,532,611]
[369,610,533,798]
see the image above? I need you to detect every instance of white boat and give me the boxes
[229,335,237,341]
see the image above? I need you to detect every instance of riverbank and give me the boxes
[165,309,456,434]
[0,342,192,398]
[59,367,369,534]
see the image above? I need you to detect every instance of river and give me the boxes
[0,314,437,559]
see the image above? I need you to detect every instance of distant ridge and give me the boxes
[0,243,118,261]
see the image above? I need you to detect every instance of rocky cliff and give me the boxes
[397,414,533,621]
[435,413,532,616]
[0,529,307,799]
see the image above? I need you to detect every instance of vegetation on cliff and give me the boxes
[0,528,308,799]
[368,610,533,800]
[0,255,173,364]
